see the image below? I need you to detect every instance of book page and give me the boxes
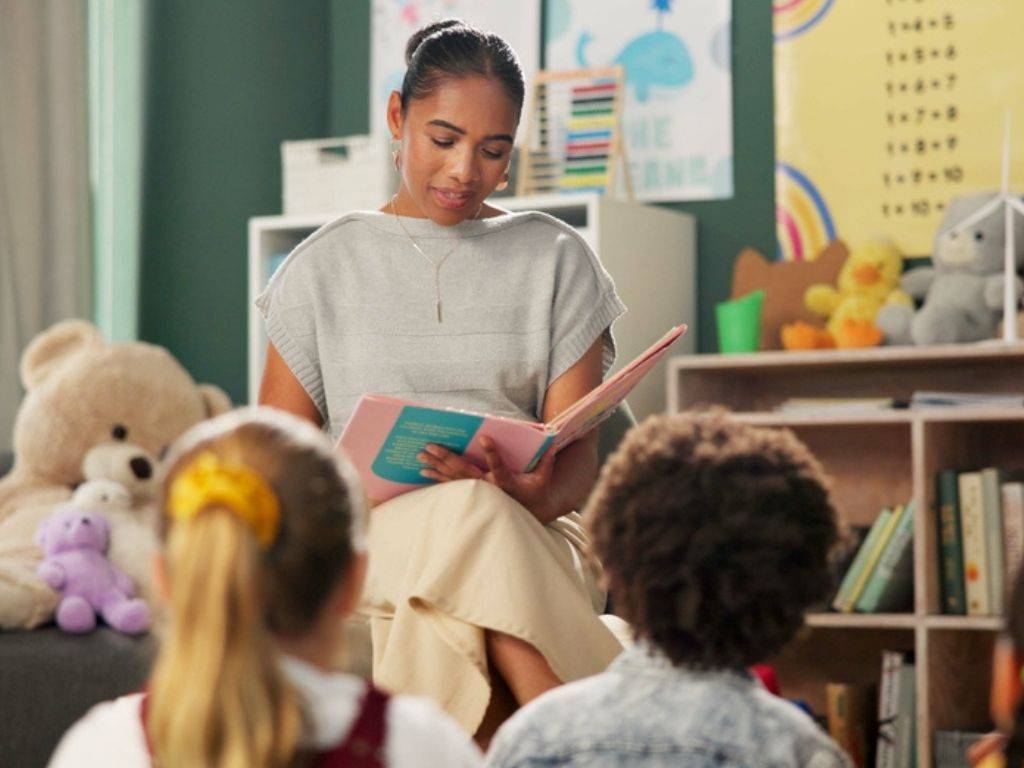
[371,406,484,485]
[547,324,686,450]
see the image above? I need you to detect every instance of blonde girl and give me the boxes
[49,408,480,767]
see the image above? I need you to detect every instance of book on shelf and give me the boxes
[833,509,893,612]
[832,507,901,613]
[826,682,875,768]
[338,325,686,504]
[911,391,1024,409]
[936,470,967,615]
[856,501,915,614]
[1003,482,1024,589]
[959,471,991,616]
[937,467,1023,616]
[776,397,905,414]
[894,660,917,768]
[828,525,870,601]
[875,651,915,768]
[933,730,987,768]
[981,468,1006,613]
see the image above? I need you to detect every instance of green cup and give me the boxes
[716,289,764,354]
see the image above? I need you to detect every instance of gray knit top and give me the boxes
[255,209,627,442]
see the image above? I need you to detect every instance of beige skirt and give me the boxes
[359,479,623,734]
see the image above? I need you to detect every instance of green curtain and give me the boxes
[88,0,148,341]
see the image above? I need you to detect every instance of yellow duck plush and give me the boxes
[804,240,913,348]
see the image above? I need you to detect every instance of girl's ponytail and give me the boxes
[149,409,363,767]
[147,510,302,768]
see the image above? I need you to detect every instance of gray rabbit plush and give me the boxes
[877,192,1024,345]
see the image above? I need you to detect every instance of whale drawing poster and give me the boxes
[545,0,733,201]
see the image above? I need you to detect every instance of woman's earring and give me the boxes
[391,138,402,171]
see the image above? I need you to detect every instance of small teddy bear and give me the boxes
[34,503,151,635]
[877,192,1024,345]
[71,478,132,510]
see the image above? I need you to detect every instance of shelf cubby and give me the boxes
[668,344,1024,767]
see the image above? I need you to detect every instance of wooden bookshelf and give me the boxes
[668,343,1024,768]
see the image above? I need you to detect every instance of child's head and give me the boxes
[147,407,366,768]
[587,411,839,670]
[387,19,523,224]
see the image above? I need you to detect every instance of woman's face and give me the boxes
[388,75,518,225]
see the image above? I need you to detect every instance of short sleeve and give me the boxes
[254,253,326,420]
[547,230,627,386]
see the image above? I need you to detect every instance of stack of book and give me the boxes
[824,652,915,768]
[831,502,915,613]
[912,391,1024,409]
[776,397,904,414]
[935,468,1024,616]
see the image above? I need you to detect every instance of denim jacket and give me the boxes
[485,643,853,768]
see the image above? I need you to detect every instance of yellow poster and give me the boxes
[774,0,1024,260]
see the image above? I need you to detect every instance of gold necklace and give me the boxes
[390,195,483,323]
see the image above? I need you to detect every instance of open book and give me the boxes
[338,324,687,504]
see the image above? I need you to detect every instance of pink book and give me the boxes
[338,325,687,504]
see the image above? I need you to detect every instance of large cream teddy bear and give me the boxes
[0,320,231,629]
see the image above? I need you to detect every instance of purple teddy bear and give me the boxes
[35,506,151,635]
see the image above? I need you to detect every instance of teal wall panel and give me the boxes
[140,1,329,402]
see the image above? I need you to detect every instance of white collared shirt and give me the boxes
[48,655,482,767]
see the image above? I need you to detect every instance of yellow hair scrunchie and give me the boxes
[167,451,281,548]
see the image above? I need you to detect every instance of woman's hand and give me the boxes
[417,437,557,521]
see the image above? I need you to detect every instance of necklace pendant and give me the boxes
[436,300,442,323]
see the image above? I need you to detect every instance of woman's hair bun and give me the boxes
[405,19,464,65]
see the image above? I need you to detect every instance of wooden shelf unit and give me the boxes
[668,343,1024,768]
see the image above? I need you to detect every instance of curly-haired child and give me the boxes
[486,411,853,767]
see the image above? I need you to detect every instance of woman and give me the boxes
[257,19,626,744]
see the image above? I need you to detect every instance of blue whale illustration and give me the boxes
[577,30,694,102]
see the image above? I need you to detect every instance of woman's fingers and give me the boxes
[419,444,483,480]
[480,437,512,485]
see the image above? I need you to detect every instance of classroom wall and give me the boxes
[140,1,329,403]
[140,0,774,403]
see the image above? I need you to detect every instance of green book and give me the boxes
[895,659,917,768]
[843,505,904,612]
[936,470,967,615]
[831,508,894,612]
[856,500,915,613]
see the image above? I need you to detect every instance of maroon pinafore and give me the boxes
[140,686,391,767]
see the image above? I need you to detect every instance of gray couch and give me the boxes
[0,404,637,766]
